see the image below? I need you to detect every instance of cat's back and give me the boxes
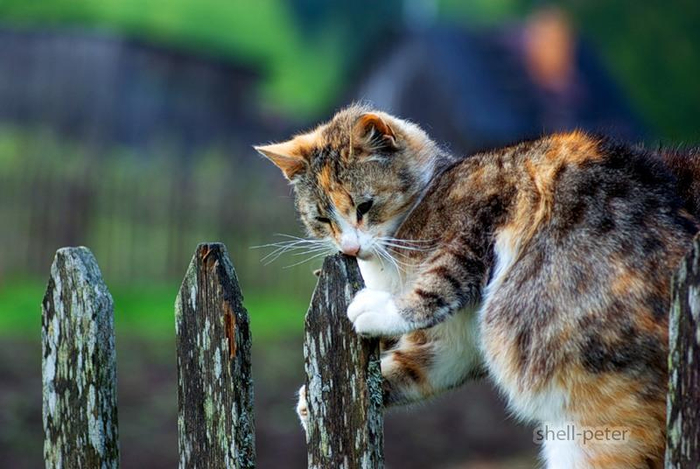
[480,132,697,431]
[659,146,700,219]
[485,132,699,330]
[397,131,699,468]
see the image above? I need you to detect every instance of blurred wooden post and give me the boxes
[175,243,255,469]
[666,237,700,468]
[42,247,120,468]
[303,254,384,469]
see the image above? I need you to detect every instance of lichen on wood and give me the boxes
[666,236,700,468]
[175,243,255,469]
[303,254,384,469]
[42,247,120,468]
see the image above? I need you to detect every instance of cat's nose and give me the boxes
[339,235,361,256]
[341,244,360,256]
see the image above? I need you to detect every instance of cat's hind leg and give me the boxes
[381,307,484,406]
[295,307,484,433]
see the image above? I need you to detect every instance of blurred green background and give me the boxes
[0,1,698,467]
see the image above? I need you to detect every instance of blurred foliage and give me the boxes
[0,278,308,341]
[1,0,698,140]
[0,0,399,118]
[0,0,346,116]
[566,0,700,143]
[436,0,528,24]
[0,125,320,339]
[436,0,700,143]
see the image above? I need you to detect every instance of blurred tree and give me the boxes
[566,0,700,143]
[0,0,697,137]
[433,0,700,143]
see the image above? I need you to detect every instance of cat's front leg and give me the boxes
[296,309,484,432]
[296,384,309,435]
[347,288,413,336]
[347,285,466,337]
[348,245,487,336]
[348,253,482,337]
[381,308,485,406]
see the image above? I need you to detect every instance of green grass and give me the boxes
[0,279,309,342]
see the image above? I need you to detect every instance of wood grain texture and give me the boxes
[42,247,120,468]
[304,254,384,469]
[666,237,700,468]
[176,243,255,469]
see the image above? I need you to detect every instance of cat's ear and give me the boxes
[254,140,308,181]
[353,113,399,153]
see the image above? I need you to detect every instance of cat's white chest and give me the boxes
[357,257,402,293]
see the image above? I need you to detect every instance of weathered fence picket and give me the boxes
[303,254,384,469]
[666,237,700,468]
[175,243,255,469]
[41,247,120,468]
[38,241,700,468]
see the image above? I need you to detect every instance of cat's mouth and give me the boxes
[337,246,372,260]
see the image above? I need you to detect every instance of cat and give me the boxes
[255,104,699,468]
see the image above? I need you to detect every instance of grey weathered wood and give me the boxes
[303,254,384,469]
[175,243,255,469]
[42,247,120,468]
[666,237,700,468]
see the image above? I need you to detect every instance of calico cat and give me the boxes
[255,105,699,468]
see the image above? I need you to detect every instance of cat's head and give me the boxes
[255,105,439,259]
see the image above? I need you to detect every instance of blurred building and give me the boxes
[354,8,643,156]
[0,28,271,154]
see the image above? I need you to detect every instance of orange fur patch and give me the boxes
[564,368,666,467]
[317,164,355,221]
[548,130,601,166]
[610,268,645,297]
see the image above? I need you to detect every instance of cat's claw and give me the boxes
[347,288,411,336]
[296,384,309,436]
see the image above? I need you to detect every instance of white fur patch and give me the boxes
[483,227,518,298]
[357,257,401,292]
[541,425,586,469]
[425,306,483,390]
[295,384,309,435]
[511,382,569,425]
[480,226,576,463]
[347,288,411,336]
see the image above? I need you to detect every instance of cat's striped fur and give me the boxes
[256,105,699,468]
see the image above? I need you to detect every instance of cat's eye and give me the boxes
[315,216,331,224]
[356,200,373,219]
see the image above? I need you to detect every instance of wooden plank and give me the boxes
[176,243,255,469]
[42,247,120,468]
[303,254,384,469]
[666,236,700,468]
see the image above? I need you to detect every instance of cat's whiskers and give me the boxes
[374,245,400,275]
[259,243,318,264]
[290,245,334,257]
[282,248,335,269]
[377,236,435,244]
[377,236,437,252]
[380,243,432,252]
[375,240,419,265]
[373,243,410,278]
[251,235,331,265]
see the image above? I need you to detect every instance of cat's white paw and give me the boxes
[296,384,309,435]
[347,288,411,336]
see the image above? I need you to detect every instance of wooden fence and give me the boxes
[0,136,314,297]
[40,239,700,468]
[41,243,382,468]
